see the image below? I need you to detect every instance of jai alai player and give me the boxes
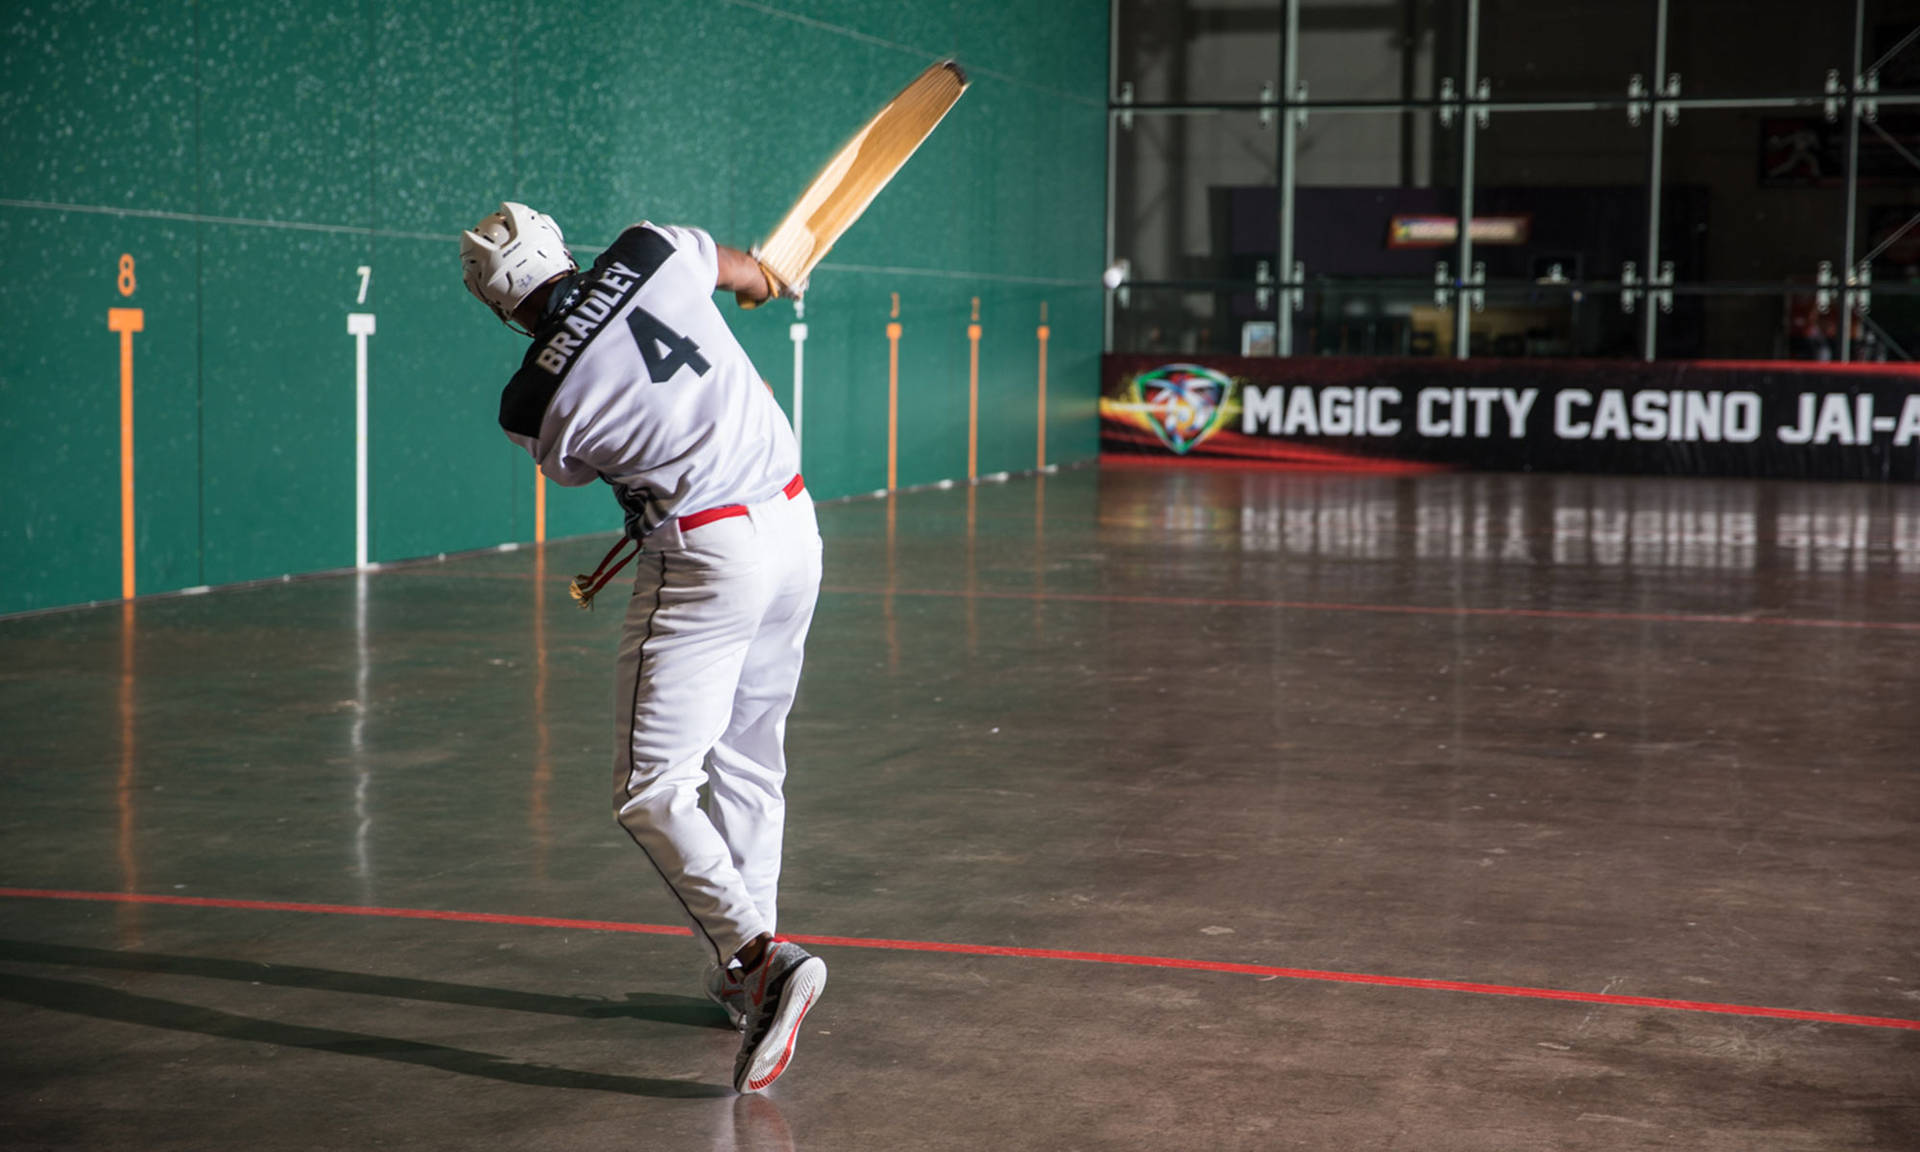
[461,201,826,1094]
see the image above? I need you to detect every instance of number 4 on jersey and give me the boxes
[627,306,711,382]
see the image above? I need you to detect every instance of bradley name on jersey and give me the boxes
[531,262,641,376]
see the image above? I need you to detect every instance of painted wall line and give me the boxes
[2,200,1090,289]
[821,261,1090,287]
[1,888,1912,1033]
[2,198,448,243]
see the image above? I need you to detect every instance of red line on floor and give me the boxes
[820,585,1920,633]
[4,887,1915,1033]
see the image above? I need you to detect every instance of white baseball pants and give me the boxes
[611,486,822,966]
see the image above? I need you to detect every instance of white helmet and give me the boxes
[461,202,576,330]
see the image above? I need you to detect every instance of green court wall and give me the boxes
[0,0,1108,615]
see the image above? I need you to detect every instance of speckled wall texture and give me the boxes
[0,0,1108,614]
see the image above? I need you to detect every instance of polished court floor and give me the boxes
[2,464,1917,1150]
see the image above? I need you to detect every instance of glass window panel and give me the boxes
[1479,0,1658,101]
[1655,292,1833,359]
[1853,285,1919,361]
[1298,0,1463,103]
[1866,2,1920,92]
[1853,120,1920,282]
[1474,111,1651,290]
[1297,280,1453,357]
[1116,0,1281,105]
[1295,108,1461,278]
[1667,0,1856,98]
[1113,285,1268,356]
[1114,111,1278,283]
[1660,107,1848,284]
[1467,283,1638,358]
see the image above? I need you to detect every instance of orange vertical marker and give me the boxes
[887,292,902,491]
[1036,301,1050,471]
[534,467,547,543]
[967,296,982,480]
[108,306,145,599]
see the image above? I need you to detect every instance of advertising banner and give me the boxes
[1100,356,1920,481]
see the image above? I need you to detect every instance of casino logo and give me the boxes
[1117,363,1237,454]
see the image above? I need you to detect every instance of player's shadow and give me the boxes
[0,938,735,1099]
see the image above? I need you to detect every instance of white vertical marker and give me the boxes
[789,298,808,464]
[347,312,377,567]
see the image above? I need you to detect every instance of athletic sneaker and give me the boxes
[705,962,748,1031]
[733,941,827,1093]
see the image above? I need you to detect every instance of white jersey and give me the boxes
[498,222,799,537]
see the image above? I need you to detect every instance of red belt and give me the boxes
[568,474,805,610]
[678,473,807,532]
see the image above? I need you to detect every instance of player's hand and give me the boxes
[756,251,807,301]
[721,244,780,310]
[739,248,800,308]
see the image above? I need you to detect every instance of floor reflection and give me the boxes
[724,1093,797,1151]
[115,600,139,948]
[1095,468,1920,575]
[532,545,552,880]
[352,571,376,904]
